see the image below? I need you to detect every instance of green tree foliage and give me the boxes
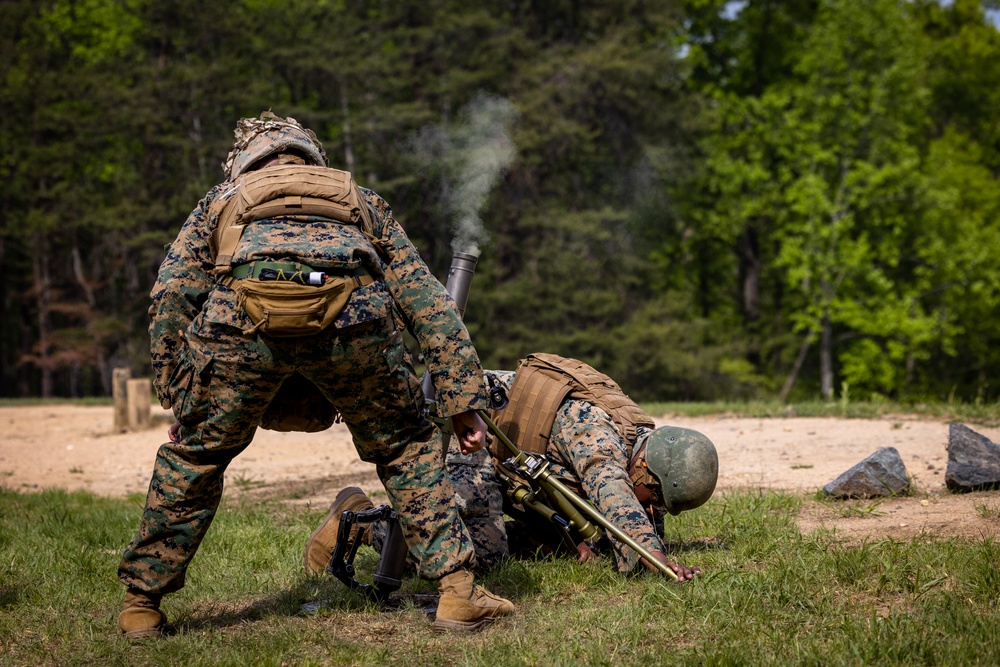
[1,0,999,403]
[677,0,1000,402]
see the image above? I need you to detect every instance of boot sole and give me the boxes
[122,623,173,640]
[432,617,496,633]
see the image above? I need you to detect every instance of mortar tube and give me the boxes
[422,252,478,404]
[444,252,478,320]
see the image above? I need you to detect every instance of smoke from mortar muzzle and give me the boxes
[411,93,519,257]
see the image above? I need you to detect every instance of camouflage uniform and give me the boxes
[444,447,508,570]
[458,370,664,574]
[119,173,484,596]
[367,441,507,575]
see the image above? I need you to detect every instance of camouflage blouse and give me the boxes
[149,178,486,418]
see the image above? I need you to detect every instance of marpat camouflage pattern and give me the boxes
[121,165,484,594]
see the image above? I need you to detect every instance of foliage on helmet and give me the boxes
[642,426,719,516]
[222,110,327,180]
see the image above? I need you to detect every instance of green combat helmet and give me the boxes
[222,110,327,180]
[643,426,719,515]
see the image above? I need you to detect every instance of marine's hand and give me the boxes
[167,421,181,443]
[451,411,487,454]
[643,551,701,582]
[665,560,701,581]
[576,542,598,563]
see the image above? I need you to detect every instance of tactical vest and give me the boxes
[205,164,384,433]
[488,353,655,460]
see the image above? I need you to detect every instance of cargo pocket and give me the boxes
[168,335,213,427]
[333,280,391,330]
[382,327,423,413]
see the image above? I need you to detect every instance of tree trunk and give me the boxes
[32,236,53,398]
[72,245,96,307]
[820,307,833,399]
[739,223,760,322]
[340,78,356,175]
[779,334,811,403]
[18,305,31,397]
[70,361,80,398]
[72,244,108,396]
[189,92,206,181]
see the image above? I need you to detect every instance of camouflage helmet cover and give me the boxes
[641,426,718,516]
[222,110,327,180]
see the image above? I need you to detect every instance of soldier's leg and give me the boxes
[119,330,286,597]
[304,306,512,632]
[303,318,477,580]
[446,445,508,572]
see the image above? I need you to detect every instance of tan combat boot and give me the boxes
[303,487,375,575]
[118,589,170,639]
[433,569,514,633]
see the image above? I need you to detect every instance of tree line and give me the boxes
[1,0,998,403]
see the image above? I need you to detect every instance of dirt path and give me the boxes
[2,405,999,540]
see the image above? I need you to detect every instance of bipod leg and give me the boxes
[327,504,401,604]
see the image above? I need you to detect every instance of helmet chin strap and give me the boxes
[627,436,660,491]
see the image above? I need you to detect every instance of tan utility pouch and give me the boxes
[234,276,356,337]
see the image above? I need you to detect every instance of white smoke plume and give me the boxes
[411,93,519,256]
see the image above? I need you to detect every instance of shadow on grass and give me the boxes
[662,536,729,554]
[0,584,25,610]
[172,579,376,634]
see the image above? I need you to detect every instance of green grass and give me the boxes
[641,399,1000,425]
[2,487,999,666]
[0,396,114,407]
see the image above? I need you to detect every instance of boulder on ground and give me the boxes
[946,423,1000,492]
[823,447,910,499]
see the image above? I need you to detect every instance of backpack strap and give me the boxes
[213,224,247,275]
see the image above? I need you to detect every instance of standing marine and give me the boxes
[118,111,513,637]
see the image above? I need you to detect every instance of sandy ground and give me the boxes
[2,404,999,541]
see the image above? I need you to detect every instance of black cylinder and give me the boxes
[372,516,408,595]
[444,252,478,320]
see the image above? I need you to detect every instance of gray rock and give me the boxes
[946,423,1000,492]
[823,447,910,499]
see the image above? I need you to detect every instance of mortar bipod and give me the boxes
[327,504,409,604]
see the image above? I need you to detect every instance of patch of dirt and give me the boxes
[2,405,999,539]
[796,492,1000,543]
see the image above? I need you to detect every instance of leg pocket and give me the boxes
[350,323,424,419]
[169,335,213,427]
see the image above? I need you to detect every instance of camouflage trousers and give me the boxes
[119,311,475,595]
[373,443,509,573]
